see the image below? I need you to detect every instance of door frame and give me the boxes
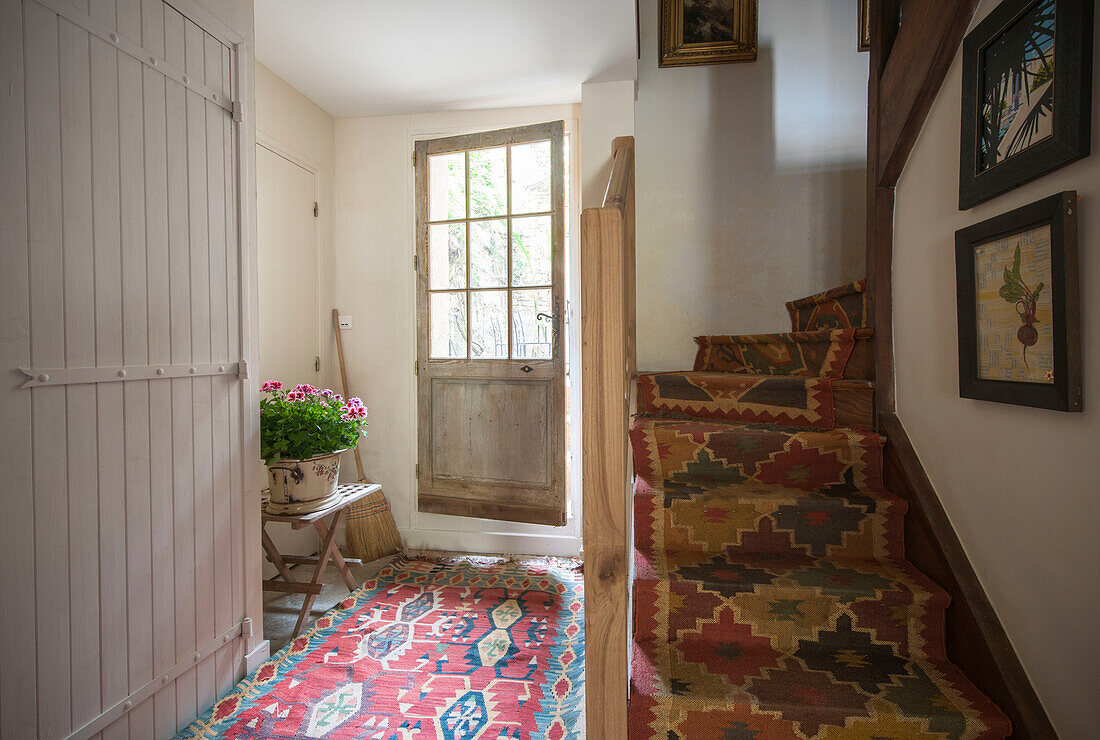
[404,115,583,544]
[255,131,325,385]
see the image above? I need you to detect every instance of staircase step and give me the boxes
[630,417,884,493]
[637,372,874,430]
[629,333,1008,736]
[632,636,963,703]
[628,652,1011,739]
[633,480,906,562]
[632,565,950,662]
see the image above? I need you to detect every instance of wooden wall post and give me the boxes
[581,136,635,739]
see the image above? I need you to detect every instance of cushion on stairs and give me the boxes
[786,277,868,332]
[692,328,861,378]
[637,372,838,429]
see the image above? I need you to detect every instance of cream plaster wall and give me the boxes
[892,2,1100,733]
[255,62,337,399]
[254,62,337,568]
[581,80,636,209]
[334,104,601,556]
[634,0,869,371]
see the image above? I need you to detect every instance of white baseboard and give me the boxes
[244,640,270,675]
[399,528,582,558]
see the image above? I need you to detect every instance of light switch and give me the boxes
[338,315,352,330]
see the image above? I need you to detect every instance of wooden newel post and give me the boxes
[581,136,635,739]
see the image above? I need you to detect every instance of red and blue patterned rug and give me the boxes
[178,556,585,739]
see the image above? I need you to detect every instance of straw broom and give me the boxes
[333,308,403,562]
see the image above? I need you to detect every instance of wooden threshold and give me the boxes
[417,494,565,527]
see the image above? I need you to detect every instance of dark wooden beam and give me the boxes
[866,0,979,419]
[881,414,1057,738]
[864,0,901,417]
[877,0,981,187]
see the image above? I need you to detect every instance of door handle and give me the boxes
[538,302,562,356]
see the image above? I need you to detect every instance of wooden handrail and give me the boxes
[603,137,634,209]
[581,135,635,740]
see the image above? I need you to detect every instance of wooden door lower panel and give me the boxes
[430,377,551,488]
[419,375,565,525]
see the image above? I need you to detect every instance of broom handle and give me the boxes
[333,308,367,482]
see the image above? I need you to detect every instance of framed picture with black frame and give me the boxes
[955,191,1081,411]
[959,0,1094,210]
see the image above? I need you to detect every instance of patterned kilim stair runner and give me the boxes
[628,398,1012,737]
[178,557,584,739]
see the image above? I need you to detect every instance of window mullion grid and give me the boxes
[464,149,472,360]
[506,145,513,359]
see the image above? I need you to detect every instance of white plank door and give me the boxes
[0,1,260,737]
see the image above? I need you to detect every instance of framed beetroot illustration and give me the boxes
[955,192,1082,411]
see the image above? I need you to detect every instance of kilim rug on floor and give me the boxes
[629,282,1011,739]
[178,556,584,739]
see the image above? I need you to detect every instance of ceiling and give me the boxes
[254,0,638,118]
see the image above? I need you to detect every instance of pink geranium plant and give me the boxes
[260,381,368,464]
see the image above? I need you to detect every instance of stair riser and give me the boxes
[630,419,884,493]
[632,576,950,665]
[636,374,875,430]
[633,485,907,563]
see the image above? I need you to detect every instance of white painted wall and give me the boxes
[254,62,337,569]
[581,80,636,209]
[893,2,1100,734]
[333,103,610,557]
[255,61,336,384]
[634,0,868,371]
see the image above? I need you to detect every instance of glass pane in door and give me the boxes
[430,291,467,358]
[511,215,551,287]
[470,290,508,359]
[510,141,551,214]
[429,152,466,221]
[468,146,508,218]
[511,288,552,359]
[470,219,508,288]
[429,223,466,290]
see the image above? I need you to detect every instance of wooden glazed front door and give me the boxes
[414,122,567,526]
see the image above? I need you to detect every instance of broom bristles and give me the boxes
[345,487,403,563]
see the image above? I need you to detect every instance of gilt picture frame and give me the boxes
[858,0,871,52]
[959,0,1094,210]
[659,0,758,67]
[955,192,1081,411]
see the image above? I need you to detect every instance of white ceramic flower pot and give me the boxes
[265,450,345,515]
